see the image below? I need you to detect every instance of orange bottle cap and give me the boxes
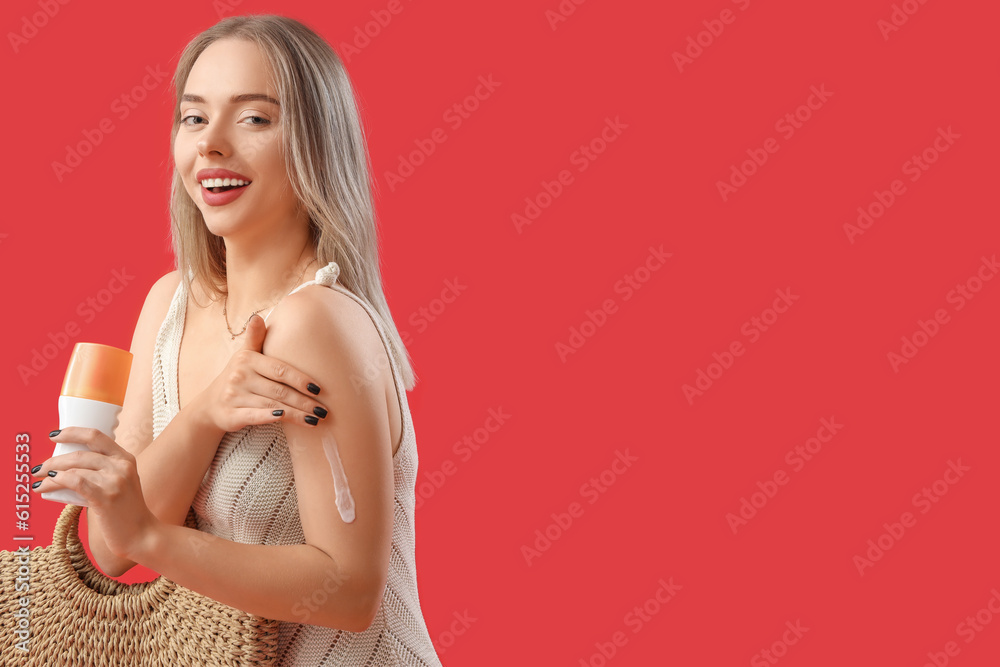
[60,342,133,406]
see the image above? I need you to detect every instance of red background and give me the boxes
[3,0,999,665]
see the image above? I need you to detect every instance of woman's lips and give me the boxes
[201,182,250,206]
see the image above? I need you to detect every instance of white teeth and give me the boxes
[200,177,249,188]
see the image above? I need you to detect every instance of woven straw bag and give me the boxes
[0,503,280,666]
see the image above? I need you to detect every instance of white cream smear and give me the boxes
[321,433,356,523]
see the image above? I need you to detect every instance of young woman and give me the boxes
[29,15,442,666]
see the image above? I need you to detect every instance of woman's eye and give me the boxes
[242,115,271,126]
[181,115,206,126]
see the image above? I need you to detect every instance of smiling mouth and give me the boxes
[200,178,251,193]
[206,185,246,193]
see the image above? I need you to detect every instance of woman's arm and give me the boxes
[129,286,395,631]
[133,523,372,631]
[90,399,226,577]
[88,271,226,577]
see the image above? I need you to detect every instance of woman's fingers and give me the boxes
[31,429,126,496]
[249,351,324,402]
[204,349,329,433]
[46,427,132,460]
[246,363,329,426]
[32,467,107,496]
[240,406,322,428]
[31,448,110,477]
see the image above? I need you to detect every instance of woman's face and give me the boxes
[173,38,299,238]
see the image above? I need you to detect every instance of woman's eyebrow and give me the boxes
[181,93,280,106]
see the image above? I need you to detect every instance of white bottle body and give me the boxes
[41,394,123,507]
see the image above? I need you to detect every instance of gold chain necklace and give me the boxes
[222,258,315,340]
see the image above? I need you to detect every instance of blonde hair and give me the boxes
[168,14,416,390]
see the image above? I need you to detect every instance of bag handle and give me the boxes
[50,503,191,604]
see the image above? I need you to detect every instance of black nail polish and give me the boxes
[48,471,58,477]
[313,406,328,419]
[31,465,42,474]
[307,383,321,395]
[49,429,61,438]
[304,415,319,425]
[272,409,284,416]
[32,480,42,489]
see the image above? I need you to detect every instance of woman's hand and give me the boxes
[31,427,160,561]
[194,314,330,433]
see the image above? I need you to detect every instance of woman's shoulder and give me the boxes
[137,270,183,319]
[151,269,183,298]
[268,284,386,357]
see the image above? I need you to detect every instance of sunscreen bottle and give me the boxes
[42,342,132,507]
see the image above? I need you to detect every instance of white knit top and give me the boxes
[150,261,442,666]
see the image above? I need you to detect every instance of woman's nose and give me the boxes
[196,125,230,157]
